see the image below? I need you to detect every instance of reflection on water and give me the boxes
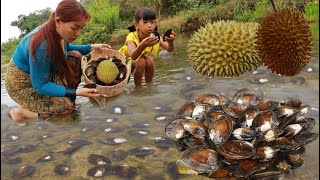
[1,34,319,180]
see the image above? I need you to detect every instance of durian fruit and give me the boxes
[96,60,119,84]
[256,8,312,76]
[187,20,261,77]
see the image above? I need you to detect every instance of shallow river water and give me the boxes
[1,33,319,180]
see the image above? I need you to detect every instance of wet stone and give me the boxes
[80,124,95,133]
[249,78,269,84]
[154,114,176,122]
[101,126,125,133]
[107,149,129,161]
[105,117,119,123]
[154,106,173,113]
[68,139,92,146]
[37,134,53,140]
[132,123,150,128]
[108,105,126,114]
[34,123,49,130]
[290,77,305,85]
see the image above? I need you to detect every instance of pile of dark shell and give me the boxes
[84,56,127,86]
[165,88,318,179]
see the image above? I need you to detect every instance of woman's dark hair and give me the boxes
[127,7,157,32]
[30,0,90,86]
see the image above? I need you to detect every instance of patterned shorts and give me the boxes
[5,51,82,117]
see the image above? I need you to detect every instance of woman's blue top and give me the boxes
[12,27,91,97]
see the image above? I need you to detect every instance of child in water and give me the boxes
[119,7,176,87]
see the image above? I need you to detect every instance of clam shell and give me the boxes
[88,154,111,165]
[87,164,111,177]
[179,146,220,173]
[208,115,233,144]
[111,165,138,179]
[13,165,36,179]
[54,164,70,175]
[217,140,256,160]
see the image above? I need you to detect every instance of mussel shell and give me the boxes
[180,146,220,173]
[2,155,22,164]
[195,93,221,105]
[256,100,279,111]
[208,167,231,178]
[276,161,292,174]
[176,102,196,118]
[13,165,36,179]
[287,153,304,168]
[165,118,187,140]
[85,65,95,76]
[255,146,278,161]
[178,134,207,149]
[231,159,260,178]
[208,115,233,144]
[238,105,261,127]
[256,128,283,143]
[128,147,155,157]
[282,124,302,137]
[88,154,112,165]
[293,131,319,146]
[127,130,150,136]
[36,154,53,163]
[280,97,302,108]
[232,88,263,105]
[271,137,300,151]
[99,138,127,145]
[1,145,22,155]
[250,170,285,180]
[20,144,37,153]
[111,165,138,179]
[163,29,173,41]
[54,164,70,175]
[192,103,211,121]
[217,140,256,160]
[273,105,297,118]
[251,110,279,134]
[87,164,111,177]
[180,119,206,139]
[222,102,247,119]
[232,127,256,141]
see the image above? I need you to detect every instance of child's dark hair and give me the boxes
[135,7,156,21]
[127,7,157,32]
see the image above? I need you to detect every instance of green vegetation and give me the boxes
[1,0,319,65]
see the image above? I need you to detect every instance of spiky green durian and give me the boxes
[256,8,312,76]
[187,20,261,77]
[96,60,119,84]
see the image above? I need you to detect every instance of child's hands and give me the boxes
[141,36,159,47]
[165,31,177,43]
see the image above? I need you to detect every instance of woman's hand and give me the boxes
[76,88,100,98]
[91,43,112,51]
